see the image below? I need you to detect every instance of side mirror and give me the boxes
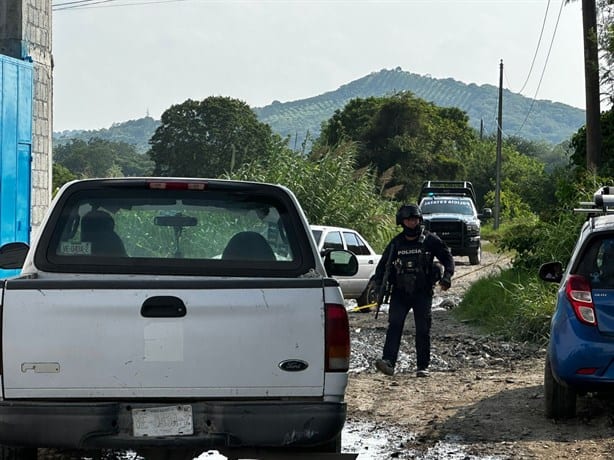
[538,261,563,283]
[323,249,358,277]
[480,208,493,219]
[0,242,30,269]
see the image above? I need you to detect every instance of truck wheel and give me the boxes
[357,279,377,312]
[469,246,481,265]
[544,355,576,419]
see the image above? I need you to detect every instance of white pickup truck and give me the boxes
[0,178,358,460]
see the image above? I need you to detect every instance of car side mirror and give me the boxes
[323,249,358,277]
[0,242,30,269]
[538,261,563,283]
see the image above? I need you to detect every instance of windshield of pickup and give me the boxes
[420,198,476,216]
[37,180,313,276]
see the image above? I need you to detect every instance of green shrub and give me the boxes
[228,142,399,252]
[497,210,584,271]
[454,268,557,344]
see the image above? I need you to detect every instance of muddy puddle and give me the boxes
[341,419,503,459]
[193,419,502,459]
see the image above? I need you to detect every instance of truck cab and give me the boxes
[418,181,491,265]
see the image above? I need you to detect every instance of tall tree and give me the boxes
[582,0,603,170]
[317,92,478,201]
[52,163,76,193]
[597,0,614,101]
[53,138,152,178]
[148,97,278,177]
[567,0,614,176]
[570,108,614,173]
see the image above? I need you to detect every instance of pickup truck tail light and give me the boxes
[325,303,350,372]
[147,181,207,190]
[565,274,597,326]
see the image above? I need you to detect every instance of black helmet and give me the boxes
[396,204,422,225]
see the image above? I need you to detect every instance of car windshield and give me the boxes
[420,198,475,216]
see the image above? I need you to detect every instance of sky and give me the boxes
[51,0,586,132]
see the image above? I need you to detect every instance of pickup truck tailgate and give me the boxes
[2,278,326,399]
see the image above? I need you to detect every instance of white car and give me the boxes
[311,225,381,304]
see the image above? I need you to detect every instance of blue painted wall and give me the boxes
[1,54,33,278]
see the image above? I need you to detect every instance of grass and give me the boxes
[453,262,558,345]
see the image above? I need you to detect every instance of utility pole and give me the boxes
[582,0,602,172]
[494,60,503,230]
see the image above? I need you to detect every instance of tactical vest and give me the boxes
[392,233,434,295]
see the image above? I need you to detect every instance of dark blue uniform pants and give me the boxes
[382,290,432,370]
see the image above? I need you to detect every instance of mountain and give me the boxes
[53,68,586,153]
[254,68,585,147]
[53,116,160,154]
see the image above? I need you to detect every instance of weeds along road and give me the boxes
[344,250,614,459]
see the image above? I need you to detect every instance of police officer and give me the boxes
[374,204,454,377]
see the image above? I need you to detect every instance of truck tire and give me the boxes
[357,279,377,312]
[544,355,576,419]
[469,246,481,265]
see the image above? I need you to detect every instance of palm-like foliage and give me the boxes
[227,142,398,252]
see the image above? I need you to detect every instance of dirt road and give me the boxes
[345,251,614,459]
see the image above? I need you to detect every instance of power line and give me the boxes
[52,0,187,10]
[517,0,551,95]
[512,0,565,137]
[53,0,101,6]
[53,0,123,11]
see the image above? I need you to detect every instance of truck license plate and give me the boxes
[132,405,194,437]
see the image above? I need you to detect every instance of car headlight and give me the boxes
[466,222,480,234]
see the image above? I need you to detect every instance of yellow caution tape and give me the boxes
[350,302,377,312]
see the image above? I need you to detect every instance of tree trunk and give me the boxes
[583,0,602,172]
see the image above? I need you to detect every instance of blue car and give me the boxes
[540,186,614,418]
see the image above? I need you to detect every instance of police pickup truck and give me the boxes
[0,178,358,460]
[418,181,491,265]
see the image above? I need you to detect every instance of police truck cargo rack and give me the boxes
[574,186,614,216]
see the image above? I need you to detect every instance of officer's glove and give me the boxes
[439,274,452,291]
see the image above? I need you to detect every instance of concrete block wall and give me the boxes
[0,0,52,237]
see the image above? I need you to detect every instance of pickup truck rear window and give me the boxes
[35,180,314,277]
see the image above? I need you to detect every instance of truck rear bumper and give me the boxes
[0,400,346,450]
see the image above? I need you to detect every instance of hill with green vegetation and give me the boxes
[54,116,160,154]
[255,68,585,148]
[53,68,585,152]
